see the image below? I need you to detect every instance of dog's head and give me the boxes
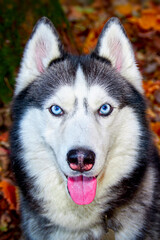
[12,17,146,207]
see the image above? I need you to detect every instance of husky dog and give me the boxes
[10,17,160,240]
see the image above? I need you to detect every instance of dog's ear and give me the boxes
[15,17,63,95]
[94,17,143,93]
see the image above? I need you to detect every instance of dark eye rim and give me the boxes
[98,103,113,117]
[48,105,65,117]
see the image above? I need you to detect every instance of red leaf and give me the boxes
[0,132,9,142]
[0,180,18,211]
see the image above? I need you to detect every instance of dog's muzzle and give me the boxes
[67,148,95,172]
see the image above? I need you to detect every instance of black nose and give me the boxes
[67,148,95,172]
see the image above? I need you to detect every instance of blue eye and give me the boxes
[98,103,113,116]
[49,105,64,116]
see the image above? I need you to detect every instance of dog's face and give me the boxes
[42,66,118,179]
[13,17,144,208]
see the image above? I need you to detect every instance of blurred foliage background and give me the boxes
[0,0,160,104]
[0,0,70,104]
[0,0,160,239]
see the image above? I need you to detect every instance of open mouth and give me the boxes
[67,175,97,205]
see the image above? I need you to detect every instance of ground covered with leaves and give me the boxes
[0,0,160,239]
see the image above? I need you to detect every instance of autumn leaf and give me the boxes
[143,80,160,97]
[0,180,18,211]
[0,132,9,142]
[83,24,104,54]
[83,30,98,54]
[138,9,157,30]
[151,122,160,151]
[151,122,160,136]
[130,8,160,31]
[115,3,132,16]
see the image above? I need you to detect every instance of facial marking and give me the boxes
[83,98,88,113]
[88,85,119,112]
[74,66,88,112]
[45,86,75,113]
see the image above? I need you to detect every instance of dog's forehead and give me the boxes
[28,55,132,110]
[45,64,119,110]
[74,66,88,99]
[74,65,118,106]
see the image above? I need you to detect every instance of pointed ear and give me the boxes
[15,17,64,95]
[94,17,143,93]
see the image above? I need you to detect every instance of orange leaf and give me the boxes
[115,3,132,16]
[83,25,103,54]
[151,122,160,136]
[0,180,18,210]
[0,132,9,142]
[83,30,98,54]
[130,8,160,31]
[154,15,160,31]
[143,80,160,97]
[138,13,156,30]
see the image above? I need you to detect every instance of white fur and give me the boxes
[98,19,143,93]
[96,106,141,199]
[15,20,61,95]
[74,66,88,101]
[19,66,141,238]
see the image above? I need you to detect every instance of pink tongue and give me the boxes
[67,176,97,205]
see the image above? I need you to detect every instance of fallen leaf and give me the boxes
[151,122,160,136]
[83,24,103,54]
[130,8,160,31]
[0,180,17,210]
[115,3,132,16]
[154,90,160,104]
[83,30,98,53]
[143,80,160,97]
[138,9,157,30]
[0,132,9,142]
